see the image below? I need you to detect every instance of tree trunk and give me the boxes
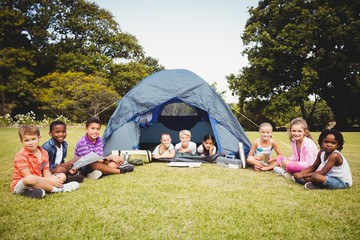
[320,70,351,131]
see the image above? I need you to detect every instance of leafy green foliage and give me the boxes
[1,0,162,120]
[0,47,35,114]
[228,0,360,130]
[34,72,119,122]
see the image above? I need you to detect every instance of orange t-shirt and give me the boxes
[10,146,50,191]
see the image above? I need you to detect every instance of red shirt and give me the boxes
[11,146,49,191]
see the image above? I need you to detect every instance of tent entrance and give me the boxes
[139,101,214,151]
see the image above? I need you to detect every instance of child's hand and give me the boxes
[48,175,63,188]
[68,168,78,175]
[111,156,124,165]
[62,162,73,170]
[178,147,187,153]
[293,172,302,179]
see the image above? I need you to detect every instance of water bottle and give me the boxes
[124,152,129,165]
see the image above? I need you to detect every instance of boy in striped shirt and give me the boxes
[74,118,133,179]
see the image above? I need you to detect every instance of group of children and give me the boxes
[11,118,134,199]
[151,130,217,159]
[246,118,352,190]
[11,116,352,199]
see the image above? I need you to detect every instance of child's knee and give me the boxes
[55,173,66,182]
[247,156,255,164]
[23,175,39,186]
[311,173,325,183]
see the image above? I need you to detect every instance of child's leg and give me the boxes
[91,162,121,175]
[21,175,57,192]
[285,162,308,174]
[247,156,263,168]
[311,174,348,189]
[53,173,66,183]
[261,161,277,171]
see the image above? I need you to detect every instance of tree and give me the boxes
[228,0,360,130]
[34,71,119,121]
[109,57,164,96]
[0,47,35,115]
[0,0,146,115]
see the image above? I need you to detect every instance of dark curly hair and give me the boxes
[318,129,344,151]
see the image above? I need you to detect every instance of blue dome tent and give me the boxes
[102,69,251,158]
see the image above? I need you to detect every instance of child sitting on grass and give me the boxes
[247,122,282,172]
[42,120,84,183]
[174,129,197,156]
[293,129,352,190]
[11,125,79,199]
[274,118,318,178]
[152,132,175,159]
[74,117,134,179]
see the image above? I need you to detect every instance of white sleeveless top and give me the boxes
[320,150,352,186]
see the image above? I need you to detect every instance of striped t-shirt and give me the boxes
[74,134,104,157]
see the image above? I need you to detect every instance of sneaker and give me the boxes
[87,170,102,179]
[65,174,84,183]
[304,182,320,190]
[274,166,285,176]
[283,172,292,179]
[61,181,80,192]
[292,176,306,185]
[119,164,134,174]
[23,188,46,199]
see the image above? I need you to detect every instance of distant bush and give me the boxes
[0,112,78,127]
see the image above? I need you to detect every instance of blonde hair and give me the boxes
[18,125,40,140]
[289,118,312,140]
[259,122,273,132]
[179,129,191,139]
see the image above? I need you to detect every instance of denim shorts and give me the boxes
[324,176,349,189]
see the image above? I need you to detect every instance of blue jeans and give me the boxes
[323,176,349,189]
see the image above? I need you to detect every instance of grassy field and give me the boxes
[0,127,359,239]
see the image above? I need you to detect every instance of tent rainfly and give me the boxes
[102,69,251,158]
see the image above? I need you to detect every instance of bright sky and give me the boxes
[93,0,259,103]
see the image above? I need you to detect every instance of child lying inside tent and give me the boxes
[152,133,175,159]
[175,130,197,156]
[197,134,217,156]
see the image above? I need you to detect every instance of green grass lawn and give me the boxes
[0,127,359,239]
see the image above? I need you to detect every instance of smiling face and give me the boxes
[321,134,339,154]
[290,124,306,142]
[160,134,172,147]
[179,134,190,147]
[49,124,67,146]
[86,122,101,143]
[259,126,272,141]
[21,134,40,153]
[203,139,214,150]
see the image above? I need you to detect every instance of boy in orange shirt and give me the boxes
[11,125,79,199]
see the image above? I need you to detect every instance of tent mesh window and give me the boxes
[159,102,201,130]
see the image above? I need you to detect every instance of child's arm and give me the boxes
[269,140,282,163]
[156,149,175,159]
[293,151,321,179]
[315,151,342,176]
[247,140,260,161]
[209,146,215,156]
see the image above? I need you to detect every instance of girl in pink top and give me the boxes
[276,118,318,177]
